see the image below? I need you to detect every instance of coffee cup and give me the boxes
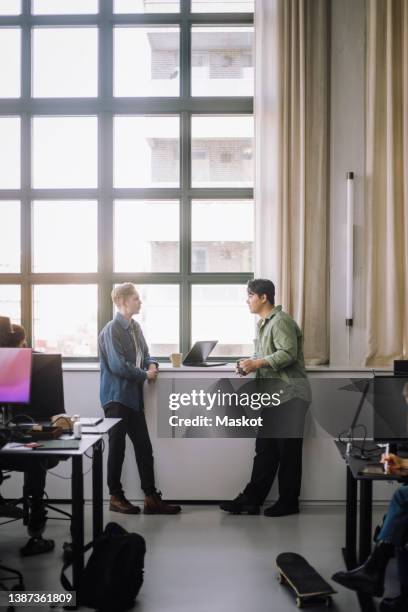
[170,352,182,367]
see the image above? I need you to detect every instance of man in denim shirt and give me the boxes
[99,283,181,515]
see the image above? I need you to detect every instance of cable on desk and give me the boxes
[84,437,105,460]
[44,438,105,480]
[5,413,35,428]
[337,424,382,459]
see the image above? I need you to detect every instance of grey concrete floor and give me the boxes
[0,504,395,612]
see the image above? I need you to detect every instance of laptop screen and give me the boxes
[183,341,217,364]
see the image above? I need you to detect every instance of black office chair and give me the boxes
[0,475,25,612]
[0,471,26,523]
[0,563,25,612]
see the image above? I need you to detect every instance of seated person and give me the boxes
[332,452,408,612]
[0,315,13,347]
[0,316,58,556]
[8,323,27,348]
[0,457,58,556]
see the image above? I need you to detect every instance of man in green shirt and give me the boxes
[220,278,311,517]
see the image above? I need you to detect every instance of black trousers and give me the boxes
[243,398,308,506]
[397,548,408,590]
[104,402,155,496]
[0,456,59,536]
[0,456,59,500]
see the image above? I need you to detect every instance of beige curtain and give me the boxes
[365,0,408,366]
[254,0,329,364]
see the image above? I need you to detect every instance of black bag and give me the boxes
[61,522,146,611]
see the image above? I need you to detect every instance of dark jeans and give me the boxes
[377,485,408,542]
[243,398,308,506]
[376,498,408,590]
[397,548,408,589]
[104,402,155,497]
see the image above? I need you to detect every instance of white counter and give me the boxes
[1,366,396,505]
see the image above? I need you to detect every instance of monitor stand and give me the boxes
[0,405,11,427]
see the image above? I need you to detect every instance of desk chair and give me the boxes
[0,471,26,521]
[0,490,25,612]
[0,563,25,612]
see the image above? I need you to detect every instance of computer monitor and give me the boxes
[24,353,65,420]
[373,375,408,442]
[394,360,408,376]
[0,348,32,404]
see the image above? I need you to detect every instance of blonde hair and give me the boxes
[111,283,137,306]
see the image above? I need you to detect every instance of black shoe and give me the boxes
[380,594,408,611]
[20,537,55,557]
[219,493,260,515]
[332,542,394,597]
[264,501,299,517]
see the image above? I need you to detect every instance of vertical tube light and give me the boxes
[346,171,354,326]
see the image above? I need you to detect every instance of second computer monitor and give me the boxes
[26,353,65,419]
[373,375,408,442]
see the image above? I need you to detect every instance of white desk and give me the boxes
[0,434,104,592]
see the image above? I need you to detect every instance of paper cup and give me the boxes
[170,353,182,367]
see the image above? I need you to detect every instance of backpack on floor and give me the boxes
[61,521,146,611]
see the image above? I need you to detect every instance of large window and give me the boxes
[0,0,253,360]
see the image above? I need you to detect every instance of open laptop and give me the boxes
[182,341,227,367]
[32,439,81,450]
[80,417,103,427]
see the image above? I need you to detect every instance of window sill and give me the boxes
[62,362,393,374]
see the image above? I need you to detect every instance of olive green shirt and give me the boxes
[254,305,311,403]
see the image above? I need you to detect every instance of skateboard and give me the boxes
[276,552,336,608]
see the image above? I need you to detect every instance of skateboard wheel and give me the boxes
[296,597,303,608]
[325,596,332,607]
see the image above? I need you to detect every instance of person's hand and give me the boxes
[146,367,158,382]
[381,453,404,473]
[239,358,264,374]
[236,360,245,376]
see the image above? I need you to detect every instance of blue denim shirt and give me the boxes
[98,313,158,411]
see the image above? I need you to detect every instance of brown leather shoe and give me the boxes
[109,494,141,515]
[144,491,181,515]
